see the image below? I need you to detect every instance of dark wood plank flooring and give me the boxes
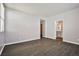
[1,38,79,56]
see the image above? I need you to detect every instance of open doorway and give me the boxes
[40,20,45,39]
[55,20,63,44]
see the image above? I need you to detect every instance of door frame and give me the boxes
[55,20,64,40]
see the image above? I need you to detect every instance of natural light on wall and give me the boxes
[0,3,4,32]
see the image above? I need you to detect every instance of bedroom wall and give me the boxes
[5,7,40,45]
[45,8,79,45]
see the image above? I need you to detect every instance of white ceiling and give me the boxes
[5,3,79,17]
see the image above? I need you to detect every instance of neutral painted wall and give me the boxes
[45,18,56,39]
[45,8,79,44]
[5,8,40,45]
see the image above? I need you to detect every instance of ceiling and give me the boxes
[5,3,79,17]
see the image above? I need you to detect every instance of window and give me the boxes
[0,3,4,32]
[0,17,4,32]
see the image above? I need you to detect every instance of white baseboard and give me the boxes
[0,45,5,55]
[43,36,56,39]
[44,36,79,45]
[5,38,40,46]
[63,40,79,45]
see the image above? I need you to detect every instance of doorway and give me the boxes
[40,20,45,39]
[55,20,63,44]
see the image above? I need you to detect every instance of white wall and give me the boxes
[5,8,40,45]
[45,8,79,45]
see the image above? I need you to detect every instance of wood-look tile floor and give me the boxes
[1,38,79,56]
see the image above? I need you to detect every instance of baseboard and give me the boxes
[5,38,40,46]
[0,45,5,55]
[44,37,79,45]
[63,40,79,45]
[43,36,56,40]
[3,37,79,52]
[43,37,55,40]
